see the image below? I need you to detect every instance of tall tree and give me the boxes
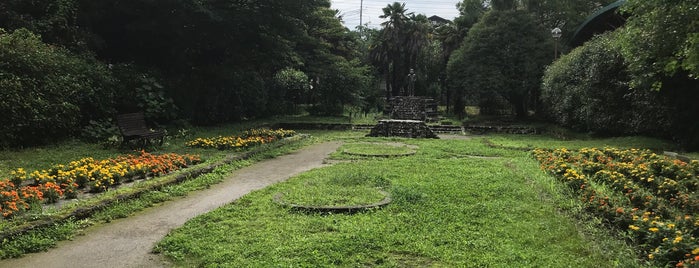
[447,9,551,118]
[370,2,432,97]
[377,2,411,97]
[299,4,372,115]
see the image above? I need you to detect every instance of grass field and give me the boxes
[153,133,678,267]
[1,118,695,266]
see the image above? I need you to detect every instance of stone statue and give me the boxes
[406,68,416,96]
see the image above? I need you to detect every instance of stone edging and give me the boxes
[273,190,392,214]
[342,142,418,158]
[342,150,416,157]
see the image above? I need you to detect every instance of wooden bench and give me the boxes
[116,112,165,148]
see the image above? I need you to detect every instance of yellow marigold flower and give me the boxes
[692,248,699,255]
[648,254,654,260]
[629,225,640,231]
[668,223,676,229]
[649,227,660,233]
[674,236,683,244]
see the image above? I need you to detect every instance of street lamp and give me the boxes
[551,27,562,59]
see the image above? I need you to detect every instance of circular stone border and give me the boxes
[273,190,392,213]
[342,142,418,158]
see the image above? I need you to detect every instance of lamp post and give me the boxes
[551,27,562,59]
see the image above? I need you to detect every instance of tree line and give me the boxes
[0,0,375,147]
[1,0,697,149]
[369,0,698,148]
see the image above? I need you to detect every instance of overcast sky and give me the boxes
[331,0,462,29]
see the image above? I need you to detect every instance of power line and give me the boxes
[332,0,461,29]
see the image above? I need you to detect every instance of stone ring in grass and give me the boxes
[341,142,417,158]
[273,190,391,214]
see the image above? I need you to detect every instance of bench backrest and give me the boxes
[116,113,152,136]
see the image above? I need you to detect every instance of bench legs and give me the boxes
[121,136,164,149]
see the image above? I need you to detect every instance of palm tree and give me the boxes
[378,2,411,97]
[380,2,410,29]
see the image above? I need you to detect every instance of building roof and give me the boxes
[569,0,627,47]
[428,15,450,25]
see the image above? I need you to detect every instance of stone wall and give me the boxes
[367,119,439,139]
[386,96,439,122]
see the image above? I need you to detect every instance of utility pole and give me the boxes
[360,0,363,27]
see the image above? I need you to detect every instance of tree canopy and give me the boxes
[0,0,378,146]
[447,9,550,118]
[619,0,699,90]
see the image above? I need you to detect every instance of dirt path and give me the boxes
[1,142,342,268]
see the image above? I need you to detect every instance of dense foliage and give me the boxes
[447,9,550,118]
[369,3,431,98]
[0,28,115,147]
[619,0,699,91]
[541,32,671,136]
[540,1,699,149]
[0,0,375,147]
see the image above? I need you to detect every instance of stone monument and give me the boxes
[367,68,438,139]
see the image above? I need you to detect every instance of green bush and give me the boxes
[309,59,370,116]
[0,28,116,147]
[80,118,121,147]
[269,68,308,114]
[110,64,178,124]
[540,31,671,136]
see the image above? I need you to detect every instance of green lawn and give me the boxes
[154,134,659,267]
[1,123,692,266]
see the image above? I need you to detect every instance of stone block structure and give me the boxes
[367,119,438,139]
[386,96,439,122]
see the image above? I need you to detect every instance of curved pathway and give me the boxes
[1,142,342,268]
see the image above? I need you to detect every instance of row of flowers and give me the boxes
[185,128,296,150]
[1,151,201,218]
[533,147,699,267]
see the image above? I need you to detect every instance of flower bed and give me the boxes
[186,128,296,150]
[533,147,699,267]
[1,151,201,218]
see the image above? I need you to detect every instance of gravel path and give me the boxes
[1,141,342,268]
